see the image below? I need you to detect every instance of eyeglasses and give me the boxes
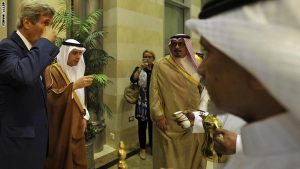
[170,41,185,47]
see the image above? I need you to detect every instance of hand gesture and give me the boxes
[213,128,237,155]
[73,75,93,90]
[174,110,194,129]
[183,110,195,126]
[156,116,168,131]
[41,26,57,42]
[140,58,149,69]
[140,62,148,69]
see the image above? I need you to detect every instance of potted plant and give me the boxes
[84,121,99,169]
[52,1,113,168]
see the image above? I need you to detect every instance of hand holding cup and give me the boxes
[173,111,191,129]
[140,58,149,68]
[73,75,93,90]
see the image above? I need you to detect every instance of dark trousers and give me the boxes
[138,118,152,149]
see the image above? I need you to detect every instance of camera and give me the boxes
[143,58,148,63]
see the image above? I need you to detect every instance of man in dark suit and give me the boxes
[0,1,58,168]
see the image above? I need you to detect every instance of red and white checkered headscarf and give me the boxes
[168,34,199,71]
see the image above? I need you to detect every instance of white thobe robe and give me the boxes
[224,113,300,169]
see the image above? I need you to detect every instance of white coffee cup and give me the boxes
[173,111,184,118]
[173,111,191,129]
[180,120,191,129]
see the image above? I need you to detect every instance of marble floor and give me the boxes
[102,151,214,169]
[109,151,153,169]
[109,155,214,169]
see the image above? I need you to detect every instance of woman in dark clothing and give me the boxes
[130,50,155,160]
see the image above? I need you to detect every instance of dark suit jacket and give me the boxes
[0,31,59,169]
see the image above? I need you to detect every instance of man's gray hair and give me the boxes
[17,0,55,29]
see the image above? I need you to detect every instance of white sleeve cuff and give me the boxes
[83,109,90,120]
[236,134,243,154]
[198,88,210,111]
[191,111,205,133]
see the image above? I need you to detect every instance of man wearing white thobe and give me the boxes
[185,0,300,168]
